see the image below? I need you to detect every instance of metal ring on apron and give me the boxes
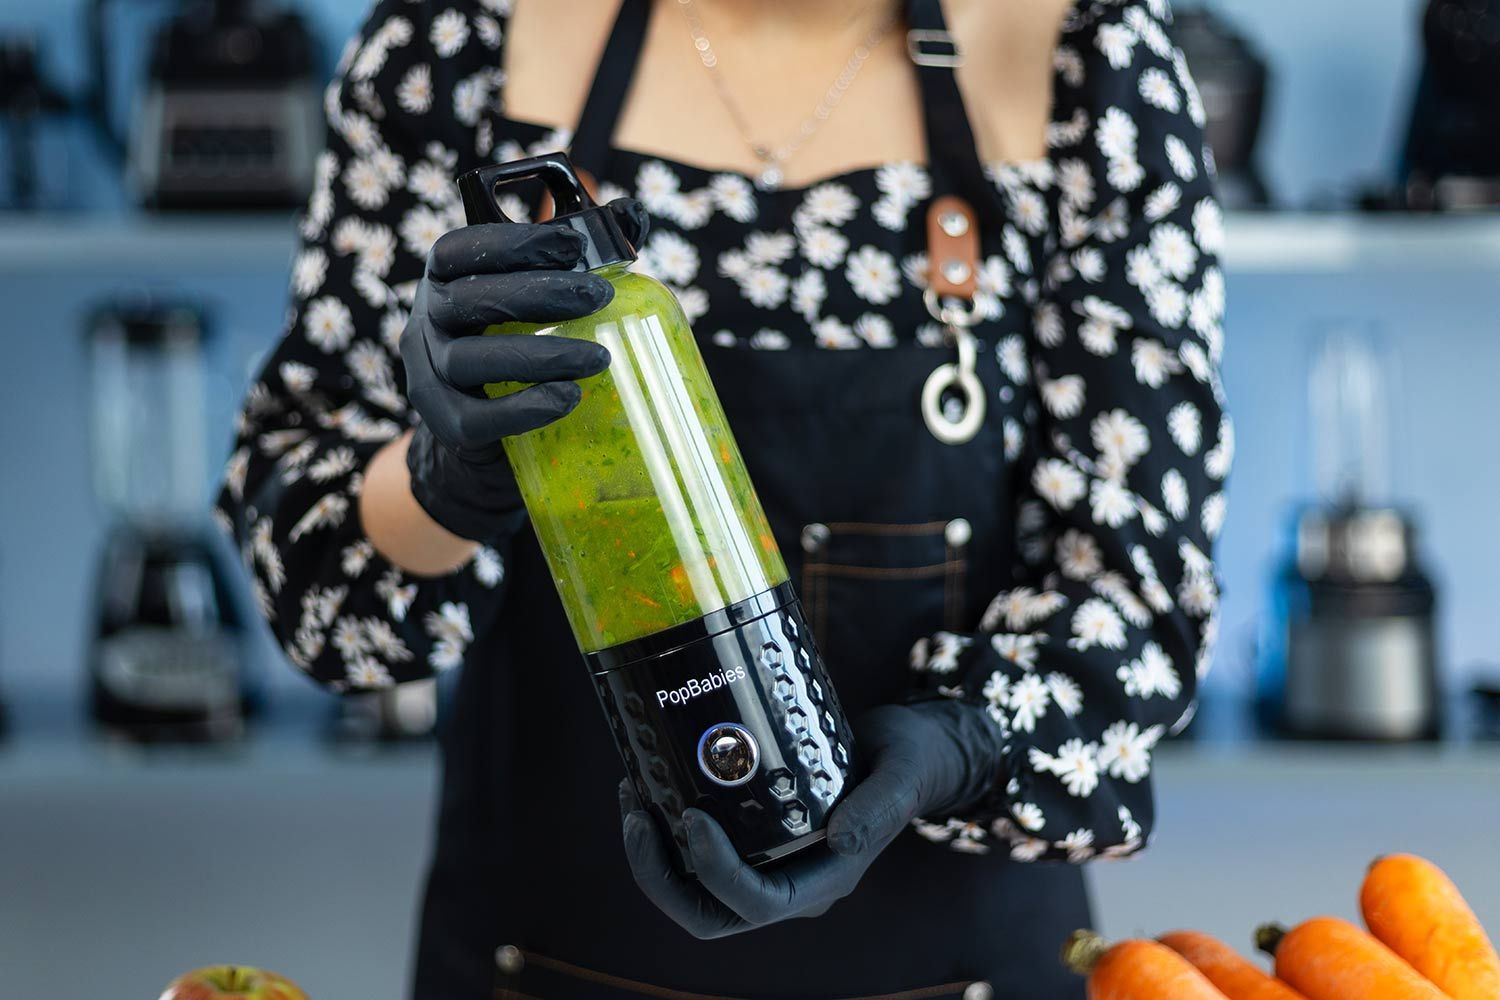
[921,288,986,445]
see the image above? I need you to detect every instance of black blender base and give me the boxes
[587,584,856,875]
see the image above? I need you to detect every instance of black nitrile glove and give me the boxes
[401,200,647,544]
[619,700,1005,939]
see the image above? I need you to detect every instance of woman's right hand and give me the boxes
[399,212,635,545]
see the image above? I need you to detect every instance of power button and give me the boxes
[697,723,760,787]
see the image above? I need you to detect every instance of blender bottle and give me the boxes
[457,153,854,870]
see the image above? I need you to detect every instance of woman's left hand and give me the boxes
[619,701,1004,939]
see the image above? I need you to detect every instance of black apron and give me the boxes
[413,2,1091,997]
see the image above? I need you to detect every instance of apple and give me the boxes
[159,966,309,1000]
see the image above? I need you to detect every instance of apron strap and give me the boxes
[905,0,1008,234]
[570,0,1005,234]
[570,0,654,179]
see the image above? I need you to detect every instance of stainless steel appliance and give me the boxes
[1271,328,1441,740]
[123,0,320,209]
[87,301,249,741]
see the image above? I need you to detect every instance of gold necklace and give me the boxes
[676,0,897,190]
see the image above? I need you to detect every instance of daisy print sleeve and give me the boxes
[216,0,515,691]
[909,0,1230,863]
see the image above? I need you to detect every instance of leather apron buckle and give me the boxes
[922,196,986,445]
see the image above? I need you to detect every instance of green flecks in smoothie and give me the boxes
[484,268,787,651]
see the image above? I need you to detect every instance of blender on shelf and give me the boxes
[86,300,251,741]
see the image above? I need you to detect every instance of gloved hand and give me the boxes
[619,700,1005,939]
[401,200,648,544]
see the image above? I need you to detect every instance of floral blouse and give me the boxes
[218,0,1229,866]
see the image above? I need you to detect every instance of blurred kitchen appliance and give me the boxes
[0,34,72,210]
[1174,6,1272,210]
[87,301,249,741]
[122,0,319,209]
[1269,329,1440,740]
[1400,0,1500,210]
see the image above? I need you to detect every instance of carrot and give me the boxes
[1362,853,1500,1000]
[1255,917,1448,1000]
[1159,930,1309,1000]
[1063,930,1230,1000]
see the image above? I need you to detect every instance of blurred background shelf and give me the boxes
[4,211,1500,274]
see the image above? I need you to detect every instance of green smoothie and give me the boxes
[485,267,788,652]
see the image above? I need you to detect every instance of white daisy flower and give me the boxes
[1008,673,1051,733]
[1201,491,1227,538]
[340,540,373,578]
[1010,837,1050,862]
[1205,417,1234,479]
[1090,477,1137,527]
[710,173,757,222]
[1010,188,1048,234]
[1004,418,1025,461]
[854,313,896,348]
[672,189,713,229]
[336,111,378,154]
[1057,158,1095,209]
[399,204,449,258]
[1165,134,1198,180]
[635,161,681,214]
[292,248,328,298]
[1131,337,1180,387]
[711,329,737,348]
[473,546,504,586]
[1003,226,1032,274]
[1032,738,1101,797]
[813,316,859,349]
[799,182,859,225]
[871,196,908,231]
[1054,45,1085,87]
[1037,376,1087,423]
[344,157,390,210]
[745,231,795,265]
[992,633,1041,670]
[675,286,708,323]
[790,268,826,320]
[452,74,491,126]
[1094,107,1139,161]
[1147,280,1188,327]
[716,248,752,280]
[1144,182,1181,221]
[1033,302,1064,347]
[1059,827,1096,862]
[1046,673,1084,717]
[430,8,470,57]
[396,64,433,114]
[304,297,354,353]
[1150,223,1199,280]
[309,446,357,482]
[749,328,789,350]
[1095,22,1138,69]
[1178,572,1218,617]
[1192,197,1225,253]
[874,162,930,204]
[289,493,350,541]
[1092,408,1150,466]
[1033,458,1087,511]
[798,225,848,269]
[474,13,502,48]
[1069,598,1127,650]
[645,231,699,285]
[737,266,789,309]
[1099,721,1160,782]
[346,654,395,689]
[406,160,454,206]
[425,600,473,645]
[1162,469,1189,519]
[1138,67,1181,112]
[1106,156,1146,192]
[1013,802,1046,832]
[845,245,900,304]
[1057,530,1103,581]
[997,335,1028,383]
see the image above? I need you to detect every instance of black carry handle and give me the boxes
[457,152,595,225]
[455,151,636,270]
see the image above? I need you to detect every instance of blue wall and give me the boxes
[4,0,1497,713]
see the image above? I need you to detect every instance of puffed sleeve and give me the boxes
[908,0,1230,861]
[215,0,517,690]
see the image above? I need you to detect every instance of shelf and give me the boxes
[0,213,298,272]
[2,211,1500,274]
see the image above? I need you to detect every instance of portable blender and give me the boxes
[457,153,855,870]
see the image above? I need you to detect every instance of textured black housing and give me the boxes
[587,583,856,874]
